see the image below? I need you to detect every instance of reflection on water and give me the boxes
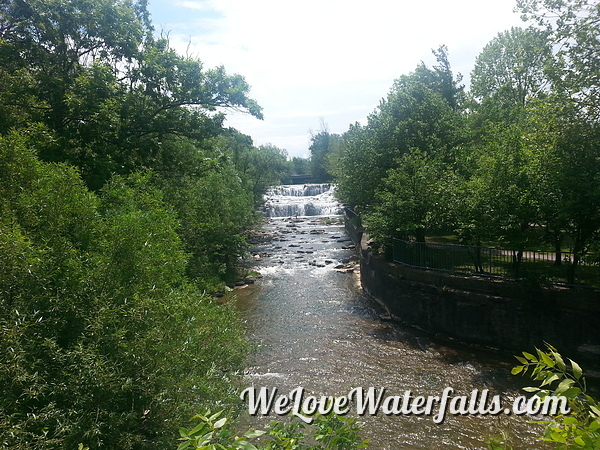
[232,214,546,449]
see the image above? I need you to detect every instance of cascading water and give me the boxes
[262,184,343,217]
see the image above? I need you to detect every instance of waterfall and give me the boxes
[267,184,333,197]
[262,184,343,217]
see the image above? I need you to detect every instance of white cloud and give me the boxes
[175,1,210,11]
[150,0,525,157]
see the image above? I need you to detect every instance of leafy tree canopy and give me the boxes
[0,0,263,189]
[517,0,600,120]
[470,26,554,123]
[336,46,465,210]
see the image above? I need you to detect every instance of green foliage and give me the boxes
[158,162,257,288]
[245,144,290,205]
[453,122,539,250]
[309,123,343,183]
[213,130,290,206]
[518,100,600,282]
[289,157,311,177]
[95,171,188,292]
[512,345,600,448]
[335,25,600,277]
[365,149,455,249]
[335,46,465,211]
[517,0,600,121]
[470,26,553,120]
[177,409,368,450]
[0,0,263,190]
[0,0,271,288]
[0,132,248,448]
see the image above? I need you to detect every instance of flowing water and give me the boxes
[262,184,343,217]
[233,184,546,449]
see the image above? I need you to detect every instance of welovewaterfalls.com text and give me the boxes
[240,387,569,424]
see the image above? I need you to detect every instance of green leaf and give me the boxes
[208,411,223,422]
[235,441,259,450]
[551,350,566,371]
[188,421,210,436]
[523,386,541,392]
[555,378,575,395]
[573,436,586,447]
[570,359,583,380]
[523,351,537,362]
[539,351,556,368]
[192,414,210,423]
[511,365,524,375]
[589,405,600,417]
[563,416,578,425]
[549,430,567,443]
[213,417,227,429]
[243,430,266,439]
[541,373,560,387]
[515,356,528,365]
[561,387,582,398]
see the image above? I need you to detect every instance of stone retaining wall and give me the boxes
[344,212,600,368]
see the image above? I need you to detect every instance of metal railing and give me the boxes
[392,239,600,287]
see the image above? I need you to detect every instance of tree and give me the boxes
[0,0,267,288]
[289,156,311,176]
[336,47,466,211]
[334,121,377,209]
[365,150,455,246]
[0,0,263,190]
[0,1,265,446]
[309,129,333,183]
[452,122,541,275]
[517,0,600,120]
[245,144,289,202]
[0,0,145,134]
[527,101,600,282]
[308,120,343,183]
[514,1,600,282]
[470,27,553,122]
[217,130,290,204]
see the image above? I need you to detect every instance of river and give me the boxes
[232,184,546,449]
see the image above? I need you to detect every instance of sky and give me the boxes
[147,0,527,158]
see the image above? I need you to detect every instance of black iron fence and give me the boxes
[392,239,600,288]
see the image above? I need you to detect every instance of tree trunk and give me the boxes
[554,239,562,266]
[567,253,580,285]
[414,228,426,243]
[512,248,524,278]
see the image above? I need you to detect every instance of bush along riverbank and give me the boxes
[0,136,252,448]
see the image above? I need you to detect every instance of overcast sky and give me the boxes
[147,0,526,158]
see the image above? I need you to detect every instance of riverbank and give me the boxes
[344,211,600,371]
